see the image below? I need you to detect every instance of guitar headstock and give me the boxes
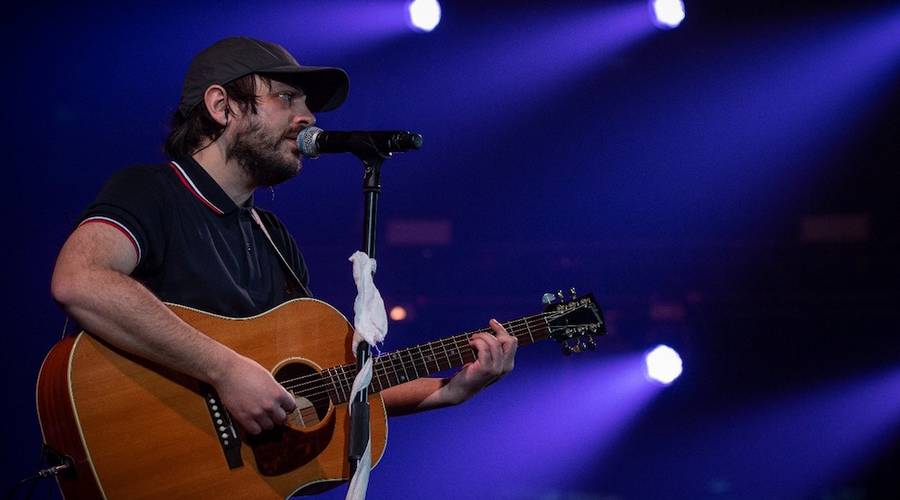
[542,288,607,355]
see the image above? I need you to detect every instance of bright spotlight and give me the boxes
[650,0,685,30]
[645,345,683,384]
[408,0,441,33]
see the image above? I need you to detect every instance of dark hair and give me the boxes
[164,74,274,158]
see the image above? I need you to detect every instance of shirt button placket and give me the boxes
[241,210,253,254]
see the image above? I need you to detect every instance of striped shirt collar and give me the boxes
[169,157,253,215]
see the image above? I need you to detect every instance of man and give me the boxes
[50,36,517,436]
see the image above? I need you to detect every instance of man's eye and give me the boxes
[278,92,294,104]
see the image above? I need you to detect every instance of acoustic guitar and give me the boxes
[37,292,605,499]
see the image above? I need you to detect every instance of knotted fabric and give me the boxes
[345,251,387,500]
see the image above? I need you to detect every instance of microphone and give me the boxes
[297,126,423,158]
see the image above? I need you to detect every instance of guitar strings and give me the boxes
[280,323,534,402]
[276,311,566,399]
[282,334,480,400]
[280,307,597,410]
[278,307,599,407]
[281,332,499,402]
[294,332,508,408]
[274,317,525,390]
[276,313,563,404]
[283,334,497,409]
[275,313,550,392]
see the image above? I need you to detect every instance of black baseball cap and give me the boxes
[178,36,349,117]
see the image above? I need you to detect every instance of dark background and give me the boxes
[3,1,898,498]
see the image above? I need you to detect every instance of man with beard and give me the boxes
[50,37,517,436]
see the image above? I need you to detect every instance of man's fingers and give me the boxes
[469,335,493,365]
[271,406,288,425]
[257,415,275,431]
[278,389,298,413]
[489,318,518,353]
[242,418,262,435]
[473,332,500,358]
[489,318,510,337]
[482,331,503,367]
[499,332,518,354]
[473,332,506,374]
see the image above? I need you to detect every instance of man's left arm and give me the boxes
[381,319,517,415]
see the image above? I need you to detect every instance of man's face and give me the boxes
[226,78,315,187]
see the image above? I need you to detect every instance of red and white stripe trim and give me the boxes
[79,216,142,263]
[168,161,225,215]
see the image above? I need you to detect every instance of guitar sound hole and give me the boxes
[273,362,331,425]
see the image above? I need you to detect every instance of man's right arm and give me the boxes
[50,222,296,434]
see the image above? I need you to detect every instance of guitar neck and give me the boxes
[321,313,552,404]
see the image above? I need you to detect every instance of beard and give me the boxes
[227,117,300,187]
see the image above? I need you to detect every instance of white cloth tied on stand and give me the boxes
[350,251,388,350]
[345,251,388,500]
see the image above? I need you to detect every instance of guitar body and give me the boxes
[36,298,388,499]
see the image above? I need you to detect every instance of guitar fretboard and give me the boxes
[318,313,552,404]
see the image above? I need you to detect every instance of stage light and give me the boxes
[389,306,408,321]
[408,0,441,33]
[645,344,683,384]
[650,0,685,30]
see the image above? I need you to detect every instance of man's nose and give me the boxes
[293,103,315,128]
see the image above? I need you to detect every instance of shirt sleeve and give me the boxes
[77,165,167,274]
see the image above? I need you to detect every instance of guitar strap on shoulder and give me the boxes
[249,208,313,298]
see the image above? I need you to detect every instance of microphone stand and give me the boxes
[347,148,388,477]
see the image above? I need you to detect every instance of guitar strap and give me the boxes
[249,208,313,298]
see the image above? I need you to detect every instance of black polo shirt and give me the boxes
[79,156,310,317]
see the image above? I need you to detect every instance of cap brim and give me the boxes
[261,65,349,112]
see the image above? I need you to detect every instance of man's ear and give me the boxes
[202,85,230,126]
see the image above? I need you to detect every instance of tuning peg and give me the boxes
[557,290,565,302]
[561,343,573,356]
[569,287,577,299]
[542,293,557,305]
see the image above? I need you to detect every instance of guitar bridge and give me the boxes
[201,385,243,469]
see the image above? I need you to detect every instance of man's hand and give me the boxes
[212,354,298,435]
[380,319,518,414]
[446,319,518,402]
